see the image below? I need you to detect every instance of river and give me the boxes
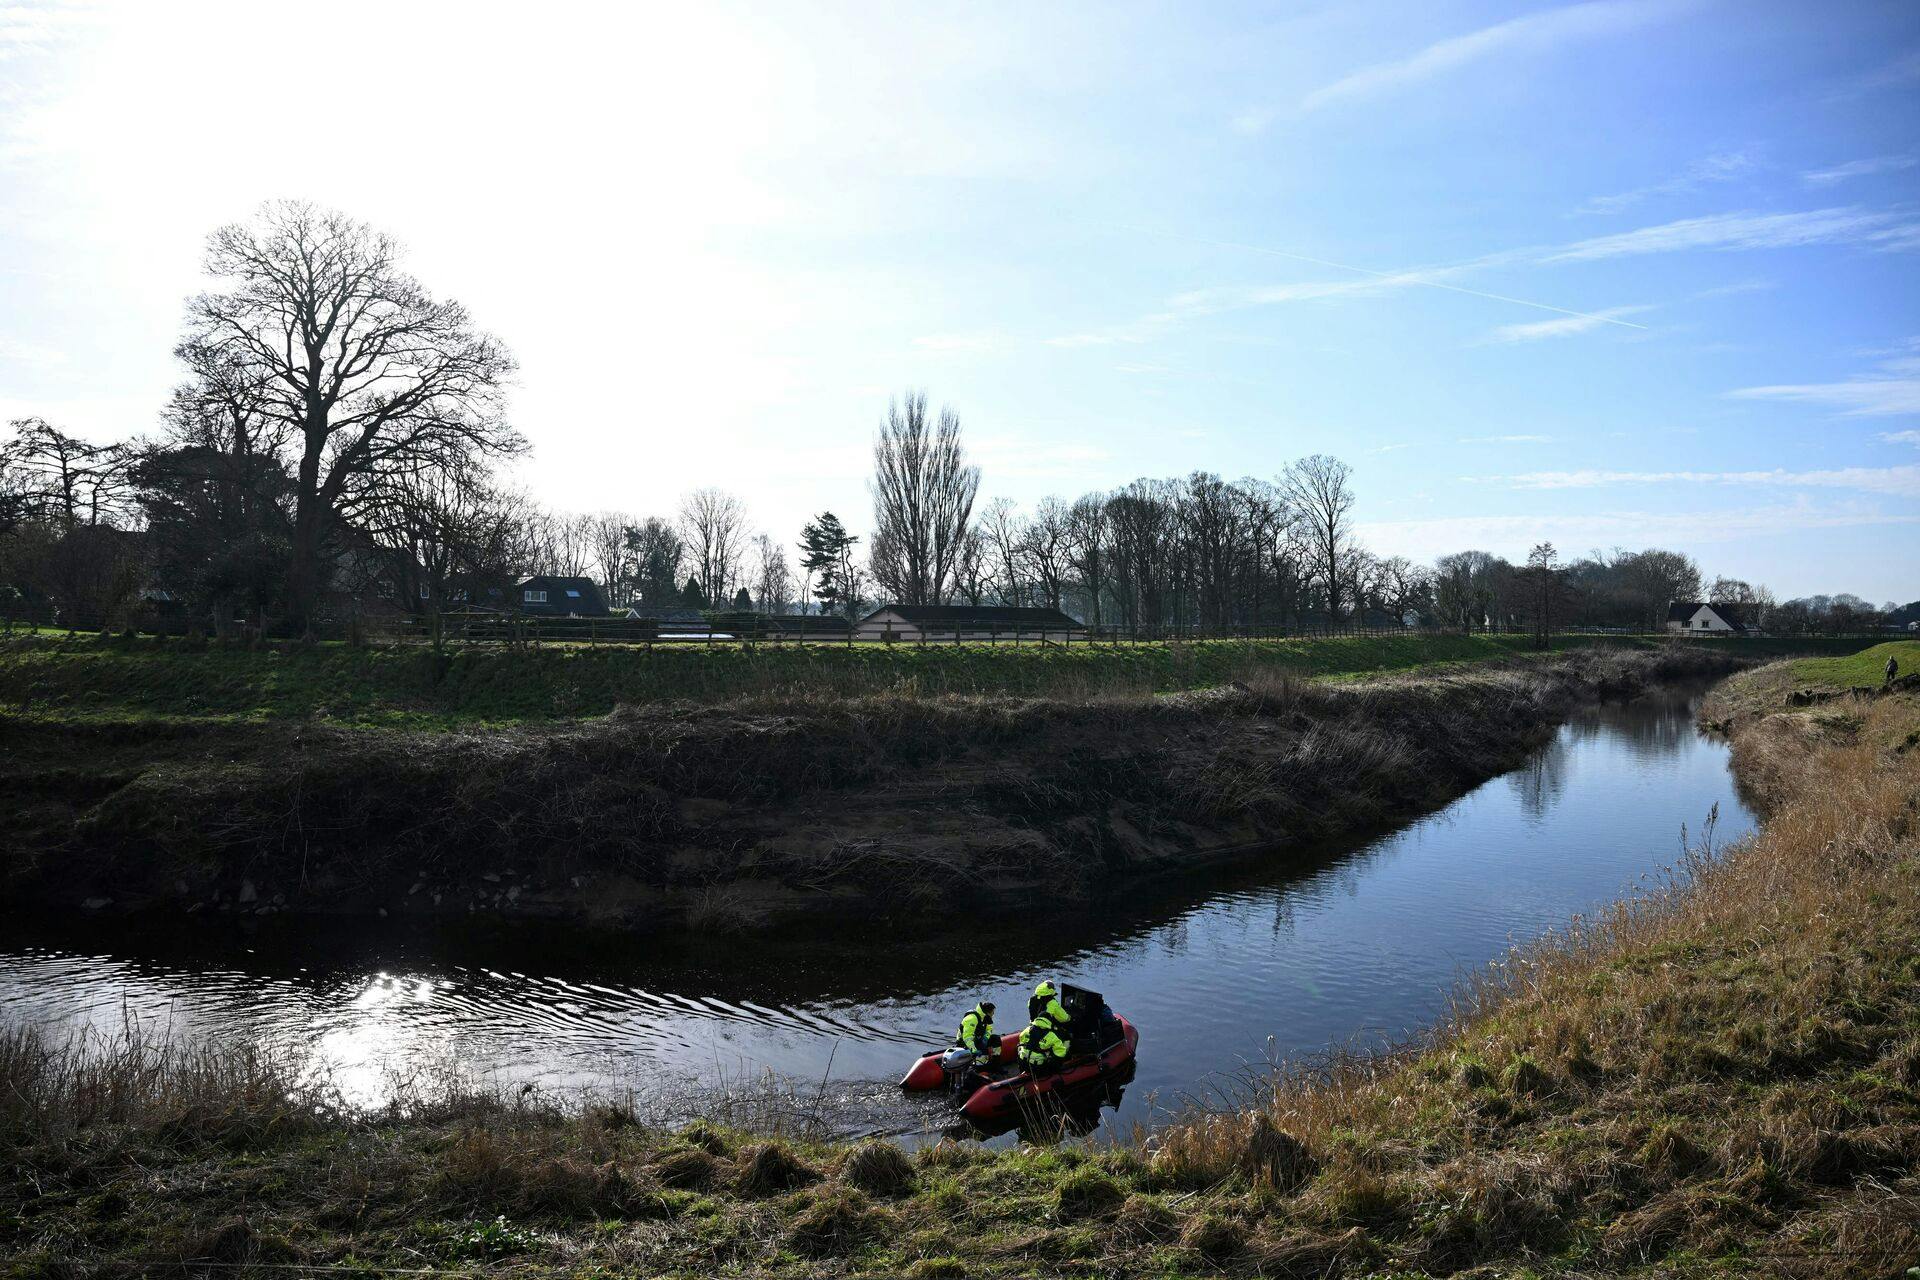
[0,680,1755,1142]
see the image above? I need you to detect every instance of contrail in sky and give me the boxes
[1107,223,1651,330]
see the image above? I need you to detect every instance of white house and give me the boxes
[854,604,1088,643]
[1665,602,1751,635]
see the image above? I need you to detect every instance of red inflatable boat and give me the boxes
[900,993,1139,1124]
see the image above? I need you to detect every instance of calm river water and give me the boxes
[0,682,1755,1141]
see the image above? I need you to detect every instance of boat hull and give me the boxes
[899,1017,1140,1121]
[899,1032,1022,1090]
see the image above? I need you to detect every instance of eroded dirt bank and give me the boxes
[0,646,1744,931]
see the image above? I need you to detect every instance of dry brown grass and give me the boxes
[1141,682,1920,1277]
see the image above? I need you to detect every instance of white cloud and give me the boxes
[1689,278,1775,301]
[1727,380,1920,417]
[1471,465,1920,498]
[1481,305,1653,343]
[1578,150,1758,215]
[1801,154,1918,186]
[911,332,1002,353]
[1881,430,1920,447]
[1458,434,1554,444]
[1301,0,1676,112]
[1357,501,1920,556]
[1079,202,1896,353]
[1545,207,1920,262]
[1726,339,1920,418]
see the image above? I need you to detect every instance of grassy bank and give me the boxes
[0,631,1862,727]
[5,655,1915,1277]
[3,646,1744,930]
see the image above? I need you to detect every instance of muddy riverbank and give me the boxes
[0,645,1746,932]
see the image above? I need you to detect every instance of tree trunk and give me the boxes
[286,421,327,637]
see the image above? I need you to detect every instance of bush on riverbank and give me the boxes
[5,657,1915,1276]
[0,629,1857,726]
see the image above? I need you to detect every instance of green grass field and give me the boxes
[1786,638,1919,688]
[0,630,1876,728]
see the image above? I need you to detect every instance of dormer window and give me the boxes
[525,589,547,604]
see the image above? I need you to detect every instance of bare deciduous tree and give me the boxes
[1065,495,1109,626]
[584,511,635,606]
[978,496,1027,607]
[1282,454,1356,621]
[678,488,748,607]
[869,391,978,605]
[1021,495,1073,610]
[359,460,522,647]
[750,532,794,614]
[180,201,521,633]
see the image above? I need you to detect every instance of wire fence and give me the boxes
[2,601,1902,651]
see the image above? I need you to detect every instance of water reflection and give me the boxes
[0,682,1754,1140]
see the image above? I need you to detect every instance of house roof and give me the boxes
[518,575,600,593]
[1668,601,1750,629]
[862,604,1084,629]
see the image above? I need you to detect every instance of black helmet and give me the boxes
[981,1001,995,1014]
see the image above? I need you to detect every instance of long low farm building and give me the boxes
[854,604,1088,642]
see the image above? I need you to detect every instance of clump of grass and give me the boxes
[783,1185,886,1257]
[838,1140,915,1198]
[434,1129,638,1215]
[1113,1194,1180,1244]
[1178,1211,1247,1260]
[1052,1164,1127,1221]
[1241,1112,1316,1192]
[732,1139,818,1197]
[650,1146,725,1190]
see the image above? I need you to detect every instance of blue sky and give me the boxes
[2,0,1916,600]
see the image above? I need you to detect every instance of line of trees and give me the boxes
[2,201,1909,640]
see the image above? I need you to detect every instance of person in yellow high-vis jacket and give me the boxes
[954,1001,998,1060]
[1018,1014,1070,1075]
[1029,980,1071,1031]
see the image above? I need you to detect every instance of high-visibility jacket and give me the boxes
[955,1004,995,1056]
[1029,981,1071,1029]
[1018,1016,1070,1070]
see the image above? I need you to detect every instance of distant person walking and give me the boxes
[1887,653,1900,686]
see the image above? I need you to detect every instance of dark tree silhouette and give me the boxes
[179,201,521,633]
